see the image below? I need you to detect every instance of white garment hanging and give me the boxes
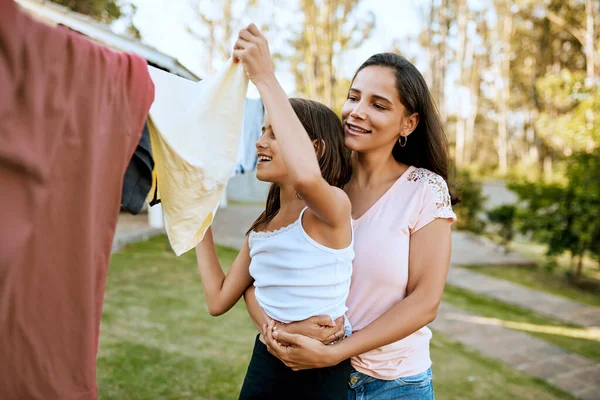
[147,60,249,255]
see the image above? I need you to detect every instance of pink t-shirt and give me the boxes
[347,166,456,380]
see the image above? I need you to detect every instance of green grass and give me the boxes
[443,285,600,363]
[507,239,599,278]
[466,263,600,307]
[98,235,574,399]
[98,237,255,399]
[470,235,600,306]
[430,333,574,400]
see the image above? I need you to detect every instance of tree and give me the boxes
[49,0,140,38]
[188,0,275,75]
[464,21,487,165]
[289,0,375,110]
[509,150,600,278]
[508,0,596,179]
[535,70,600,153]
[584,0,596,86]
[453,0,468,168]
[417,0,452,125]
[50,0,122,24]
[454,6,490,167]
[189,0,237,75]
[567,151,600,276]
[494,0,514,175]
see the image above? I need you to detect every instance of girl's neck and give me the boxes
[277,184,306,215]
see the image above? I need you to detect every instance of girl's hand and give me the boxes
[275,315,345,345]
[262,321,342,371]
[232,24,275,86]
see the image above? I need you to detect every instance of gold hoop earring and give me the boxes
[399,135,408,147]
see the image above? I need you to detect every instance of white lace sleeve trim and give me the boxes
[407,168,457,220]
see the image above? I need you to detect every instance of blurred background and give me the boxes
[16,0,599,399]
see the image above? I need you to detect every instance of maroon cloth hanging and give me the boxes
[0,1,155,398]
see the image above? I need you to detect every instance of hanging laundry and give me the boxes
[147,60,248,256]
[0,1,155,399]
[235,98,265,175]
[121,120,154,214]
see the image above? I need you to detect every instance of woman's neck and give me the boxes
[351,149,408,188]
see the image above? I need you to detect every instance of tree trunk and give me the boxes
[543,155,553,182]
[454,0,469,167]
[576,252,585,277]
[306,9,319,102]
[438,0,449,125]
[465,55,480,164]
[423,1,435,89]
[585,0,596,87]
[291,0,374,106]
[497,7,512,175]
[321,0,334,108]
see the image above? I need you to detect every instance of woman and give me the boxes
[195,25,356,398]
[241,26,457,399]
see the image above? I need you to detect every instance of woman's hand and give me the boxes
[262,321,342,371]
[232,24,275,86]
[275,315,345,345]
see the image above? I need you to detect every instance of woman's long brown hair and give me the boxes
[354,53,460,204]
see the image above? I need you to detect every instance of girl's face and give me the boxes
[341,66,416,155]
[255,113,288,184]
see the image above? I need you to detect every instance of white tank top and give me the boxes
[249,207,354,324]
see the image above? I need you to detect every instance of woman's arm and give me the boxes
[263,219,452,370]
[244,286,346,344]
[233,24,350,228]
[195,227,253,316]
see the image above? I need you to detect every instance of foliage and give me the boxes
[452,169,488,233]
[49,0,141,39]
[536,70,600,153]
[50,0,122,23]
[509,150,600,277]
[487,205,517,248]
[187,0,270,75]
[289,0,375,109]
[410,0,599,177]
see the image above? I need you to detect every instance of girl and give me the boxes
[195,26,354,399]
[243,31,457,400]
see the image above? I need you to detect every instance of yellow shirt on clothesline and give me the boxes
[147,60,249,256]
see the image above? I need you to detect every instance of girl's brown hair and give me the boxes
[247,98,351,234]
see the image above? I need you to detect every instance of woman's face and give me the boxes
[341,66,412,154]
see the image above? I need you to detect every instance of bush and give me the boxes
[487,205,517,249]
[451,169,487,233]
[509,150,600,278]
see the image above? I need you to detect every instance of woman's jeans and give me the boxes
[347,368,434,400]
